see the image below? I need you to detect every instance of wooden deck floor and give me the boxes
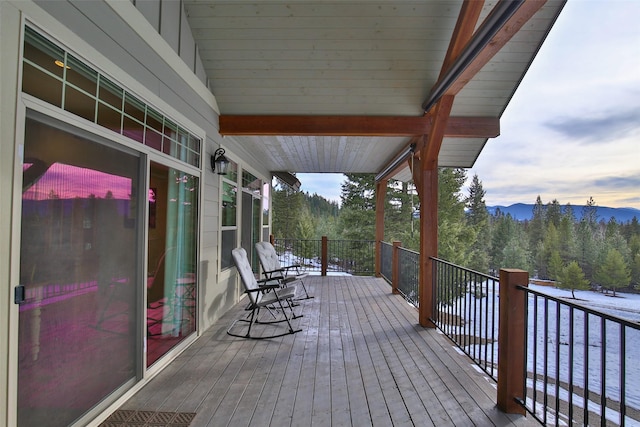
[116,276,539,427]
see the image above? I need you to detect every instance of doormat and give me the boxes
[100,410,196,426]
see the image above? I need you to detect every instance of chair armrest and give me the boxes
[256,277,282,288]
[245,283,279,294]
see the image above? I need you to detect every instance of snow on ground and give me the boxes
[528,284,640,322]
[455,282,640,421]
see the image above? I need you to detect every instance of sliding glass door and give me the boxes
[18,115,142,426]
[146,162,198,366]
[17,114,201,425]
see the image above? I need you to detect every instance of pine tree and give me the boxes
[629,234,640,265]
[529,196,546,274]
[548,250,564,281]
[437,168,473,266]
[490,211,513,272]
[272,182,305,238]
[558,204,577,263]
[540,223,560,279]
[576,218,599,282]
[465,174,490,273]
[385,179,415,243]
[582,196,599,227]
[466,174,487,227]
[559,261,590,298]
[595,249,630,296]
[603,219,631,265]
[546,199,562,228]
[631,252,640,287]
[502,228,532,273]
[297,206,317,260]
[338,174,376,241]
[622,216,640,241]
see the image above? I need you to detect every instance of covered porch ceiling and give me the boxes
[183,0,565,180]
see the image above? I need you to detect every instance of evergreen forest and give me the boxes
[271,169,640,295]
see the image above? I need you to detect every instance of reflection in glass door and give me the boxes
[241,192,262,272]
[18,116,141,427]
[146,162,198,366]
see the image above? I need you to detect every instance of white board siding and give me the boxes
[132,0,207,86]
[160,0,181,53]
[134,0,161,32]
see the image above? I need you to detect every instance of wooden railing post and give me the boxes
[497,268,528,415]
[321,236,328,276]
[391,241,401,294]
[375,179,387,277]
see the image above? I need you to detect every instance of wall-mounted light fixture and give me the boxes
[211,147,229,175]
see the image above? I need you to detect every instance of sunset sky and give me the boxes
[297,0,640,209]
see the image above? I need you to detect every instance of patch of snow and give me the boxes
[443,281,640,421]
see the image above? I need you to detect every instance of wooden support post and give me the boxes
[391,241,401,294]
[416,95,453,328]
[418,167,437,328]
[375,179,387,277]
[321,236,328,277]
[497,268,528,415]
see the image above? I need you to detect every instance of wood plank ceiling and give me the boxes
[183,0,565,179]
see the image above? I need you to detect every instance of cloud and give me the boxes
[544,108,640,144]
[296,173,345,204]
[592,174,640,190]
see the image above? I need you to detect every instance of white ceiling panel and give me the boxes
[183,0,565,174]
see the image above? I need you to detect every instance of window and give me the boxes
[220,160,239,270]
[22,26,201,168]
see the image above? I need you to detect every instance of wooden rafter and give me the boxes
[447,0,547,96]
[439,0,485,80]
[218,115,498,138]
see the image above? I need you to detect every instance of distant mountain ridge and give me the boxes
[486,203,640,223]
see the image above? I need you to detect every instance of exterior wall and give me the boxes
[0,0,271,425]
[0,3,23,425]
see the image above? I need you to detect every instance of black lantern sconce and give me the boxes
[211,147,229,175]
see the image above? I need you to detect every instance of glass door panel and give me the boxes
[241,192,262,273]
[146,163,198,366]
[18,116,141,427]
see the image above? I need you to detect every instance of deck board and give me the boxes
[115,276,539,427]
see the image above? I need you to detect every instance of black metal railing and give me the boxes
[275,239,640,424]
[398,247,419,307]
[328,239,376,275]
[431,257,500,381]
[272,237,322,271]
[272,238,375,275]
[519,286,640,426]
[380,241,393,283]
[430,258,640,424]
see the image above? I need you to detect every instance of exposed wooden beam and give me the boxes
[219,115,498,138]
[422,96,455,169]
[439,0,485,80]
[423,0,547,112]
[446,0,547,96]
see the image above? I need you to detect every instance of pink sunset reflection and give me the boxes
[23,162,133,200]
